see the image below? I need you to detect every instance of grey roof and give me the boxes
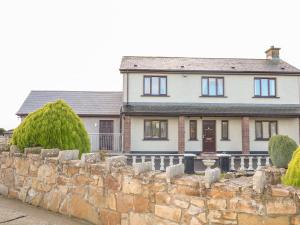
[122,102,300,117]
[120,56,300,74]
[17,91,123,116]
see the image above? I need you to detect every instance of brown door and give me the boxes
[99,120,114,150]
[202,120,216,153]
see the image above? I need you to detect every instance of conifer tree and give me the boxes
[12,100,90,154]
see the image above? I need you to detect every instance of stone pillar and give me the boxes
[178,116,185,154]
[123,116,131,153]
[241,117,250,154]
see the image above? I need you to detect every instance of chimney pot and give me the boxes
[265,46,280,60]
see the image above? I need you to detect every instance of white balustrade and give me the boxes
[179,156,183,164]
[240,156,245,170]
[169,156,174,166]
[160,156,165,171]
[257,157,262,170]
[266,157,270,166]
[248,156,253,170]
[229,154,270,171]
[151,156,155,170]
[230,156,235,171]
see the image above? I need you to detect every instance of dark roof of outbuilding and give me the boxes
[17,91,123,116]
[122,102,300,117]
[120,56,300,74]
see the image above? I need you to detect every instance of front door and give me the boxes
[202,120,216,153]
[99,120,114,150]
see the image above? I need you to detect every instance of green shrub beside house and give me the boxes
[12,100,90,155]
[268,135,298,168]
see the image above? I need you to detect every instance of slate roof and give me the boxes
[120,56,300,74]
[17,91,123,116]
[122,102,300,117]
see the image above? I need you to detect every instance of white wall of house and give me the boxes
[249,117,299,152]
[129,116,299,153]
[81,117,121,152]
[123,73,300,104]
[130,116,178,152]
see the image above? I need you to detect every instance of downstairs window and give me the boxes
[255,121,277,140]
[144,120,168,140]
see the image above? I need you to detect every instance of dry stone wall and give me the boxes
[0,150,300,225]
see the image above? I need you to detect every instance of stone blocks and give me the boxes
[0,150,299,225]
[81,153,100,164]
[0,184,8,196]
[58,150,79,162]
[253,170,266,193]
[133,161,152,175]
[40,149,59,159]
[106,155,127,170]
[204,168,221,188]
[166,163,184,182]
[24,147,42,155]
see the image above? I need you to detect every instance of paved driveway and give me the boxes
[0,196,91,225]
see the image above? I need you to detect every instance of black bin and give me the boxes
[184,154,196,174]
[218,153,231,172]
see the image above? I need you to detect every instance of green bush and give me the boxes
[268,135,298,168]
[282,146,300,187]
[12,100,90,155]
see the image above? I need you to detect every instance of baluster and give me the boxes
[160,156,165,171]
[179,156,183,164]
[240,156,245,170]
[141,156,145,163]
[230,156,235,171]
[266,157,270,166]
[132,156,137,165]
[248,156,253,170]
[257,156,262,170]
[151,156,155,170]
[169,156,174,166]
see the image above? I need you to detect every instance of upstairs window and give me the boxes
[202,77,224,96]
[255,121,277,140]
[254,78,276,97]
[144,76,167,96]
[144,120,168,140]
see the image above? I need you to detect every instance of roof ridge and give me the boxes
[122,56,271,61]
[31,90,123,93]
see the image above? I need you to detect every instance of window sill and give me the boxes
[255,138,270,141]
[141,95,170,97]
[252,96,280,99]
[220,139,231,141]
[143,138,169,141]
[199,95,227,98]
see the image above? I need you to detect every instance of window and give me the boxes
[254,78,276,97]
[221,120,229,140]
[144,120,168,140]
[202,77,224,96]
[189,120,197,140]
[144,76,167,96]
[255,121,277,140]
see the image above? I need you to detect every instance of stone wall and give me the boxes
[0,151,299,225]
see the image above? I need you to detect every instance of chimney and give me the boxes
[265,46,280,60]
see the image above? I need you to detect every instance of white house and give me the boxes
[120,46,300,155]
[17,46,300,155]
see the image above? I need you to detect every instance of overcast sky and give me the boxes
[1,0,300,129]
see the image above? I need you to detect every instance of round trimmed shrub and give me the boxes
[282,146,300,187]
[268,135,298,168]
[12,100,90,155]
